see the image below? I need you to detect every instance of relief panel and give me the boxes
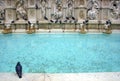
[109,0,120,20]
[28,9,36,21]
[0,0,5,20]
[6,0,12,7]
[6,9,13,22]
[28,0,35,7]
[102,9,108,20]
[87,0,100,20]
[79,9,86,20]
[80,0,85,6]
[102,0,109,7]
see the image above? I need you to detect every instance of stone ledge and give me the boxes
[0,29,120,34]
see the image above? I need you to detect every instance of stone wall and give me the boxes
[0,0,120,29]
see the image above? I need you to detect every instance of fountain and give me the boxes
[0,0,119,34]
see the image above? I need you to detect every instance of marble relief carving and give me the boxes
[110,0,120,20]
[30,0,35,6]
[16,0,27,20]
[7,10,12,19]
[30,9,35,17]
[6,0,12,6]
[54,0,63,20]
[80,0,85,5]
[102,9,108,20]
[1,0,120,24]
[0,0,5,20]
[79,10,85,19]
[74,0,79,7]
[40,0,48,18]
[66,0,74,18]
[102,0,109,7]
[87,0,100,20]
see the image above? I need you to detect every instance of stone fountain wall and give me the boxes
[0,0,120,29]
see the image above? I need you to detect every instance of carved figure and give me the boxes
[87,0,100,20]
[79,10,84,19]
[54,6,62,20]
[56,0,62,8]
[66,0,74,18]
[54,0,63,20]
[0,1,5,20]
[40,0,48,18]
[16,0,27,20]
[110,0,120,19]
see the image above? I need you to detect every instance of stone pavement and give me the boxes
[0,72,120,81]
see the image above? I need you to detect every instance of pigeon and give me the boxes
[50,20,54,23]
[55,20,58,23]
[59,20,62,24]
[35,4,38,9]
[66,17,69,20]
[72,17,75,20]
[11,21,14,23]
[44,16,48,20]
[28,21,31,25]
[15,62,22,78]
[64,20,67,22]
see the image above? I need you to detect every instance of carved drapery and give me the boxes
[53,0,63,20]
[110,0,120,20]
[16,0,27,20]
[40,0,48,18]
[87,0,100,20]
[66,0,74,18]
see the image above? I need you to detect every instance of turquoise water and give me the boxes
[0,33,120,73]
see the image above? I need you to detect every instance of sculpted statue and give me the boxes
[40,0,48,18]
[54,0,63,20]
[16,0,27,20]
[0,0,5,20]
[87,0,100,20]
[67,0,74,18]
[54,6,62,20]
[56,0,62,8]
[110,0,120,19]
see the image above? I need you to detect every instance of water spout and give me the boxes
[79,20,89,34]
[103,20,112,34]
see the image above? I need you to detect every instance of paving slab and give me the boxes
[0,72,120,81]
